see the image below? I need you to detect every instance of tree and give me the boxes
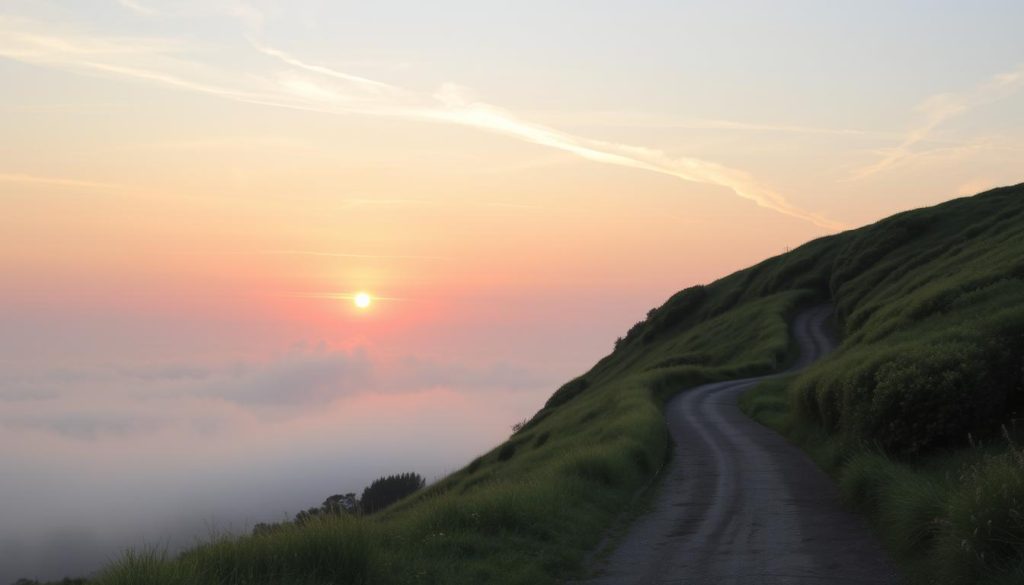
[360,472,425,514]
[322,492,359,515]
[294,506,323,525]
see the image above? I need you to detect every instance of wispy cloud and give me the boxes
[679,118,887,137]
[528,111,900,138]
[0,172,125,191]
[0,10,844,230]
[115,0,157,16]
[850,66,1024,180]
[249,40,402,97]
[112,0,264,30]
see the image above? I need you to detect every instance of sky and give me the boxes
[2,0,1023,581]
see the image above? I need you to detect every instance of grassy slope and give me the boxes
[92,184,1024,585]
[741,184,1024,585]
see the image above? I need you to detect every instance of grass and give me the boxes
[744,379,1024,585]
[74,182,1024,584]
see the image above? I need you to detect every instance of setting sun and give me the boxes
[354,292,372,309]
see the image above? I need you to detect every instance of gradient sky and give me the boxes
[2,0,1023,581]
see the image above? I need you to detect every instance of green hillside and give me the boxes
[90,183,1024,585]
[742,184,1024,585]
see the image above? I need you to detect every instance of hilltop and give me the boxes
[81,183,1024,585]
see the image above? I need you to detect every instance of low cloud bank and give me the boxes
[0,347,555,583]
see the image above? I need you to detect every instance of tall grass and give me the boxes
[744,379,1024,585]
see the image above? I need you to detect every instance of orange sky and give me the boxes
[1,1,1023,581]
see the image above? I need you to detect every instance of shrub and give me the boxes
[641,285,708,342]
[864,341,1005,455]
[544,377,590,409]
[497,442,517,462]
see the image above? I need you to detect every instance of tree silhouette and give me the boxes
[322,492,359,514]
[360,472,425,514]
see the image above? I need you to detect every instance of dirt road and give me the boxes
[585,305,897,584]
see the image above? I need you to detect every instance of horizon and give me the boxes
[2,1,1024,582]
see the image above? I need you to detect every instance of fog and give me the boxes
[0,344,564,583]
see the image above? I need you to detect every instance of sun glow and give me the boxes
[354,292,372,309]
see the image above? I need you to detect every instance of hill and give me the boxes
[89,183,1024,585]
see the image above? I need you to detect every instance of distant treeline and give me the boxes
[253,471,425,536]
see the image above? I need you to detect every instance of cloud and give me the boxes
[850,65,1024,180]
[250,40,402,97]
[389,356,547,393]
[195,349,373,407]
[113,0,264,30]
[4,412,164,440]
[115,0,157,16]
[0,347,553,441]
[0,10,844,230]
[526,110,901,138]
[0,172,126,191]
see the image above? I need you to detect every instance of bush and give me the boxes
[641,285,707,343]
[497,442,517,462]
[863,341,1005,455]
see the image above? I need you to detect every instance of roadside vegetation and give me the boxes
[39,183,1023,585]
[742,184,1024,585]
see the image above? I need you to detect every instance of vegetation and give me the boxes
[739,184,1024,584]
[68,183,1024,584]
[251,472,425,537]
[360,473,427,515]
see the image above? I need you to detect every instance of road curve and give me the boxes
[584,305,897,584]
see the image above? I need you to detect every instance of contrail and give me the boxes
[849,65,1024,180]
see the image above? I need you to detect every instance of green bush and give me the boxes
[866,343,998,454]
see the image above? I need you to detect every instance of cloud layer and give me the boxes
[0,345,553,582]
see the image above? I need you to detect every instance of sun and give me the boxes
[353,292,372,309]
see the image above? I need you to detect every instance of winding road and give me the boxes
[585,305,897,584]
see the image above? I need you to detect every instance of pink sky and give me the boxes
[2,0,1023,581]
